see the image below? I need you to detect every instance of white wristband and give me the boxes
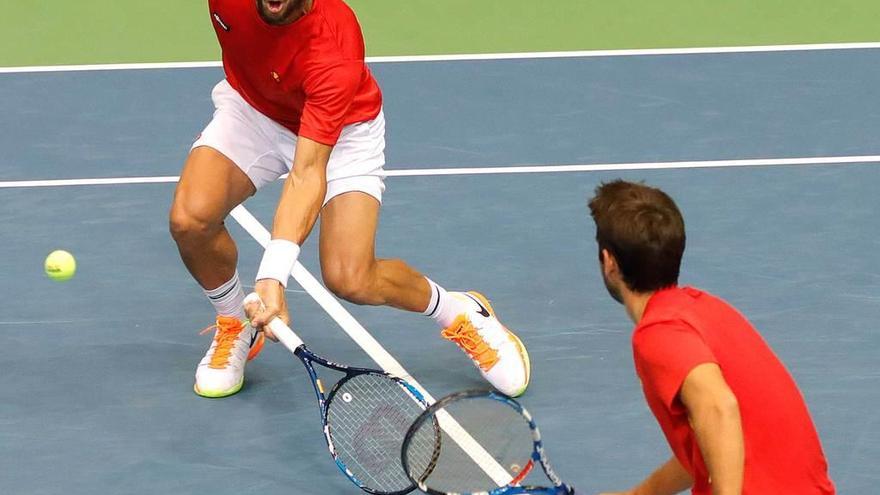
[256,239,301,288]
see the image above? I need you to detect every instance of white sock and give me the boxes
[204,271,246,321]
[423,278,470,328]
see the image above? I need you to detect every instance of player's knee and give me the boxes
[322,262,375,305]
[168,204,220,245]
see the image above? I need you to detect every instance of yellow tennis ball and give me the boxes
[45,250,76,282]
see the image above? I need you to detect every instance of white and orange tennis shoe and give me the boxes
[194,316,265,398]
[441,292,531,397]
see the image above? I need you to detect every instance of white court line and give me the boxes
[382,155,880,177]
[1,42,879,73]
[0,176,181,188]
[229,205,512,485]
[1,155,878,189]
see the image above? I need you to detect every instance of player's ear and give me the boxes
[600,248,618,276]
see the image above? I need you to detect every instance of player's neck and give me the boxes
[622,290,654,324]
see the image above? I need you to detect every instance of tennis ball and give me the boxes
[45,250,76,282]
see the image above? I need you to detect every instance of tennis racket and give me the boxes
[243,292,439,495]
[401,389,575,495]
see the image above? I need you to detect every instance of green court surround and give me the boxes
[3,1,879,67]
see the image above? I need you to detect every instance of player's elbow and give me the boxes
[289,158,326,183]
[716,394,741,424]
[697,390,741,424]
[715,387,740,414]
[681,363,741,424]
[284,163,325,199]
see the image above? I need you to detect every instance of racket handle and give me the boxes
[243,292,305,352]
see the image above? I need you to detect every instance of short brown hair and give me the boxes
[588,180,686,292]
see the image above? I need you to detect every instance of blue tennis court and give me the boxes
[1,48,878,493]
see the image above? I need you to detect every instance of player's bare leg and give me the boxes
[170,146,264,397]
[318,191,431,311]
[170,146,255,290]
[318,191,530,396]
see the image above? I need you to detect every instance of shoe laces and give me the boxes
[441,316,499,371]
[199,316,245,369]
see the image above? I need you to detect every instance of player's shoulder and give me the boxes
[640,286,695,318]
[645,285,732,314]
[208,0,243,14]
[633,316,691,343]
[207,0,252,28]
[314,0,364,37]
[317,0,359,19]
[636,286,746,341]
[308,0,366,62]
[634,287,704,337]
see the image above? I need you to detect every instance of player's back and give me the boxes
[643,287,835,494]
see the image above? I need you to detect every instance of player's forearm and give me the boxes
[271,138,332,244]
[631,456,693,495]
[272,163,326,244]
[689,396,744,495]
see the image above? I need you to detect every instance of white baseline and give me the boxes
[1,155,878,189]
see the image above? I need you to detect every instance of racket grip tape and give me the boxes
[243,292,304,352]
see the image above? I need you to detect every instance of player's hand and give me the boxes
[249,279,290,341]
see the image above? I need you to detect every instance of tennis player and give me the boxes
[169,0,529,398]
[589,180,834,494]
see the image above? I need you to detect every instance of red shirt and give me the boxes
[208,0,382,145]
[633,286,834,494]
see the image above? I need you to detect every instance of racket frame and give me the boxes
[252,296,429,495]
[401,389,575,495]
[293,345,427,495]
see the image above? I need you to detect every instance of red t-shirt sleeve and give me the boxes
[299,60,363,145]
[633,321,718,410]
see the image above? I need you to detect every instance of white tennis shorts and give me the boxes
[192,79,386,205]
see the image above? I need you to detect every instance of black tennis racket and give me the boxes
[244,293,439,494]
[401,389,575,495]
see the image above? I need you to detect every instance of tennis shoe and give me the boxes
[194,316,264,398]
[441,292,531,397]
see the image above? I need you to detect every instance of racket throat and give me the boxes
[509,459,534,486]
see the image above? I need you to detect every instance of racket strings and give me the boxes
[326,373,430,492]
[404,396,535,494]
